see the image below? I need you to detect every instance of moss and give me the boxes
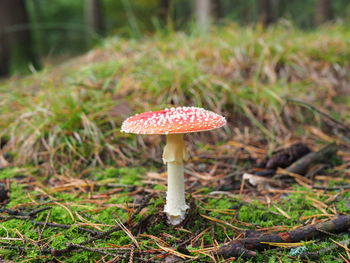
[0,169,18,179]
[0,168,37,180]
[333,191,350,214]
[153,184,166,191]
[2,173,350,262]
[94,167,144,186]
[7,182,32,207]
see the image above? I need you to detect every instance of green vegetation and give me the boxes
[1,24,350,174]
[0,168,349,262]
[0,24,350,261]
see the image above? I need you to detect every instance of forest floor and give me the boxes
[0,24,350,262]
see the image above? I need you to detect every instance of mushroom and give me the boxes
[121,106,226,225]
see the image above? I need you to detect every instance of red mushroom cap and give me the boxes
[121,106,226,135]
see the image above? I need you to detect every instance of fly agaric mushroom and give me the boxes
[121,106,226,225]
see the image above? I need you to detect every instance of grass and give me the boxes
[0,23,350,262]
[1,23,350,173]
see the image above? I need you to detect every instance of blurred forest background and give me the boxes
[0,0,349,77]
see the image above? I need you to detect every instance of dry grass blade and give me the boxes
[201,208,236,216]
[260,241,314,248]
[139,234,169,246]
[273,205,291,219]
[200,214,244,232]
[157,243,198,259]
[115,219,140,249]
[331,239,350,253]
[339,253,350,263]
[276,168,313,186]
[53,201,75,221]
[299,214,334,220]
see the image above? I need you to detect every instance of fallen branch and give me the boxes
[284,143,338,175]
[216,215,350,259]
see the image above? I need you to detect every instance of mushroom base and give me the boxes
[164,162,189,225]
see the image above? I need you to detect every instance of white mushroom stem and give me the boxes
[162,133,189,225]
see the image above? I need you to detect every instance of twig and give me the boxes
[0,206,52,217]
[30,220,102,235]
[0,245,27,253]
[0,217,102,236]
[63,243,152,262]
[129,244,135,263]
[0,215,32,220]
[37,211,51,242]
[177,231,201,247]
[80,213,106,225]
[0,208,28,216]
[0,206,102,235]
[312,185,350,191]
[27,207,52,217]
[217,215,350,258]
[68,243,118,257]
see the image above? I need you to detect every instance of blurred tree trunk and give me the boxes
[159,0,171,24]
[315,0,333,25]
[0,0,39,76]
[195,0,211,33]
[212,0,223,20]
[260,0,278,27]
[85,0,105,36]
[0,22,10,76]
